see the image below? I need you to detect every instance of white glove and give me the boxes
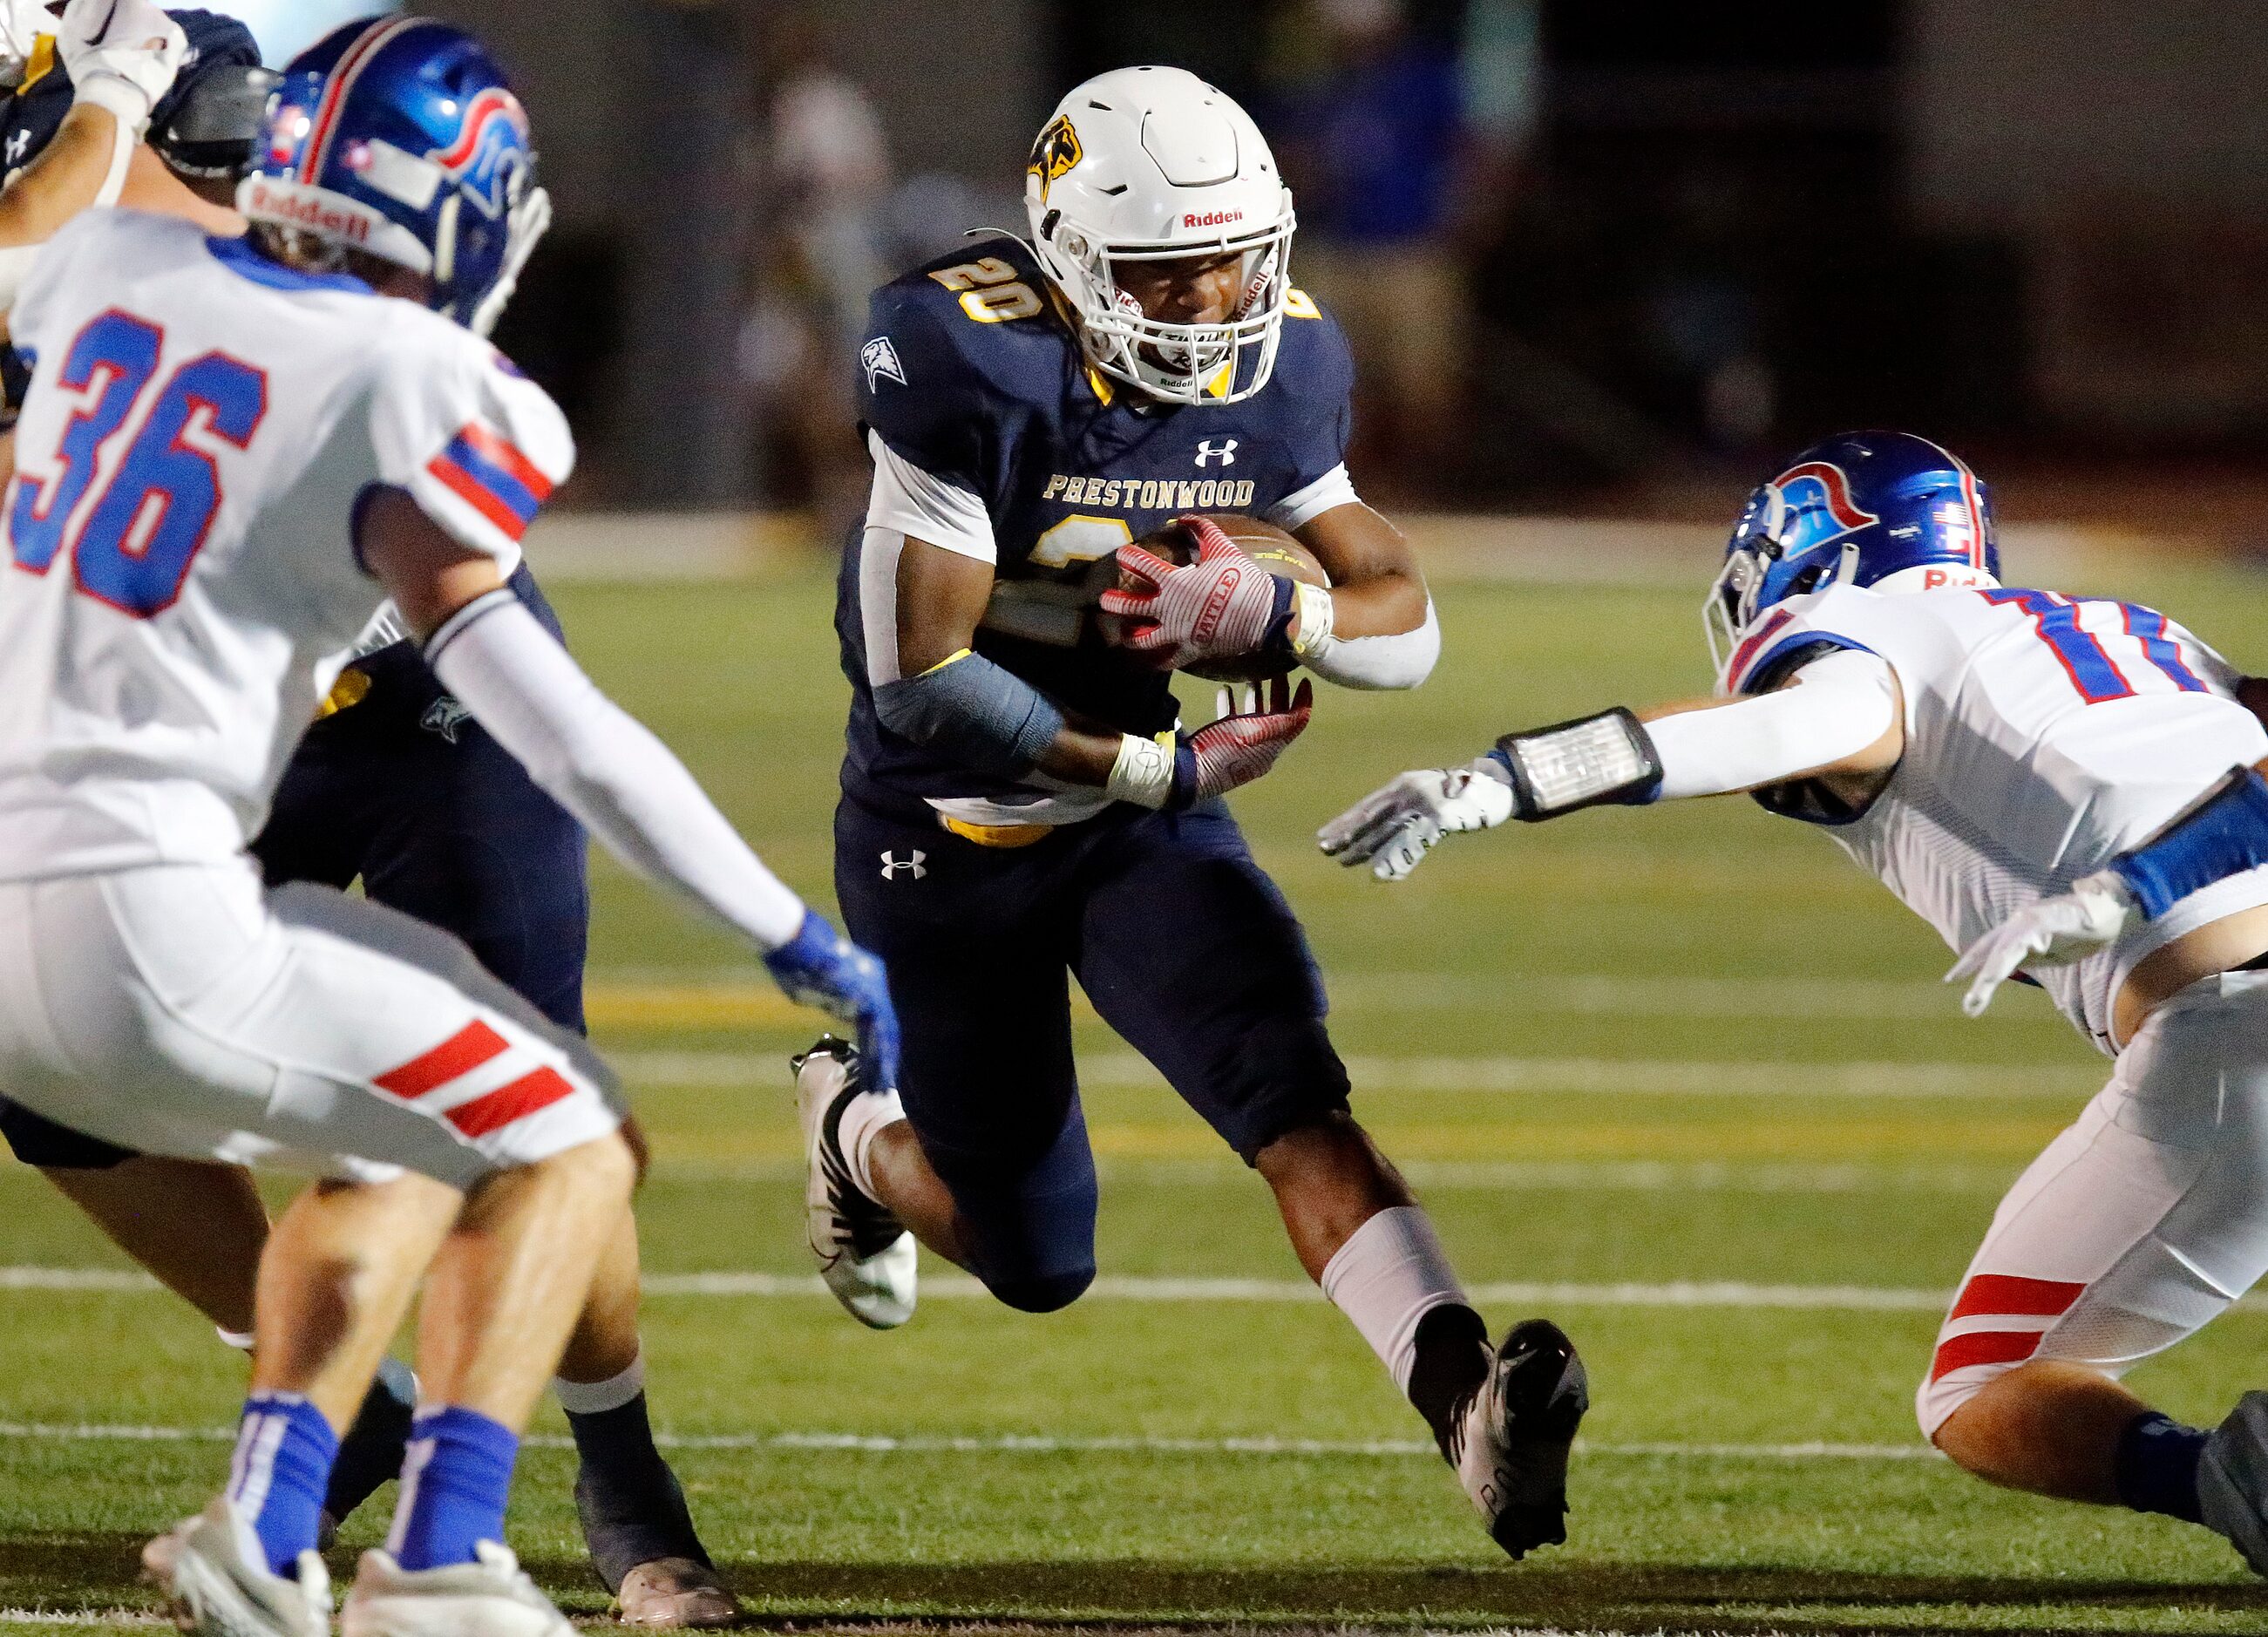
[58,0,187,132]
[1317,757,1515,881]
[1945,869,2139,1018]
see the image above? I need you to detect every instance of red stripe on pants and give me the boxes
[376,1021,509,1100]
[1931,1328,2044,1382]
[1948,1274,2085,1323]
[445,1066,576,1138]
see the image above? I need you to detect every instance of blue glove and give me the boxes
[762,910,900,1093]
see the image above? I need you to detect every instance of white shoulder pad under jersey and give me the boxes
[1727,582,2268,1052]
[0,212,574,880]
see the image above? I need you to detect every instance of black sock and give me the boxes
[322,1355,418,1527]
[2114,1409,2207,1524]
[567,1391,710,1591]
[1407,1302,1490,1458]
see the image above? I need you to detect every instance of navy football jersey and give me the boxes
[0,10,259,187]
[840,234,1354,811]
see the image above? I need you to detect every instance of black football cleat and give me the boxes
[1450,1317,1588,1559]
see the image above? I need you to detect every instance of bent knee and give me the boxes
[986,1265,1095,1314]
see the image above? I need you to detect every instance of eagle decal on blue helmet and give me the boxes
[1706,430,1999,683]
[238,15,553,336]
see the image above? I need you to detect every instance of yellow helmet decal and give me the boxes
[1028,115,1082,200]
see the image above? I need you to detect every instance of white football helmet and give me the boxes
[1023,65,1296,406]
[0,0,50,90]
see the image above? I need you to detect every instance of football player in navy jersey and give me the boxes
[0,6,731,1622]
[795,65,1588,1559]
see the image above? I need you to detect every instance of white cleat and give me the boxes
[2200,1391,2268,1573]
[141,1497,331,1637]
[792,1035,916,1329]
[1450,1317,1589,1560]
[341,1542,571,1637]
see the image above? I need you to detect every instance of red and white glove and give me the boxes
[1100,514,1294,670]
[1104,677,1314,810]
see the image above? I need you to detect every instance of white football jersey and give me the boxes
[0,211,571,878]
[1723,581,2268,1051]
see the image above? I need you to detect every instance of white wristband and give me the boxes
[1104,730,1175,810]
[75,78,153,140]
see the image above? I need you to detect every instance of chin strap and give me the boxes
[468,184,551,338]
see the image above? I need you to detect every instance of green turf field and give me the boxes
[3,558,2268,1634]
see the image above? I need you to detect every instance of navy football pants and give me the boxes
[834,794,1351,1313]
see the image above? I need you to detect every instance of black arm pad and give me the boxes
[1493,707,1664,820]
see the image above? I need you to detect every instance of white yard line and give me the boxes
[0,1417,1928,1463]
[0,1612,165,1628]
[632,1273,1962,1309]
[607,1049,2086,1099]
[586,968,2009,1022]
[644,1157,2020,1193]
[0,1265,1964,1308]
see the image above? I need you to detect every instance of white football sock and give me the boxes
[837,1086,907,1204]
[1320,1206,1470,1394]
[553,1348,645,1414]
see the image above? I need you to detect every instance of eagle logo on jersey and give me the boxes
[1028,116,1081,200]
[421,696,473,744]
[861,336,907,392]
[426,85,530,220]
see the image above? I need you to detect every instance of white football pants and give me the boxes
[0,861,622,1189]
[1919,968,2268,1437]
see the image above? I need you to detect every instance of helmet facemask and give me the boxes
[1040,207,1294,405]
[1702,505,1861,684]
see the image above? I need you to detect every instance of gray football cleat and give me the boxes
[2200,1391,2268,1572]
[615,1557,739,1628]
[1450,1317,1589,1559]
[340,1541,571,1637]
[142,1496,331,1637]
[792,1035,916,1329]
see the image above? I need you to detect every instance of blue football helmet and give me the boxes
[237,15,551,336]
[1706,431,1999,679]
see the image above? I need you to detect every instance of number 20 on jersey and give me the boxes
[8,308,269,618]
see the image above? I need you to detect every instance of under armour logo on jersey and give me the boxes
[862,336,907,392]
[879,850,927,880]
[1194,438,1238,469]
[4,129,28,166]
[421,696,472,744]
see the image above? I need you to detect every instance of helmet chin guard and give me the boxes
[1023,65,1296,406]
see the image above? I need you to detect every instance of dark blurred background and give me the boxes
[393,0,2268,543]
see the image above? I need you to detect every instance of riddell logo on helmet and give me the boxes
[245,180,370,244]
[1184,208,1244,228]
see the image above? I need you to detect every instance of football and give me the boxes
[1102,513,1330,683]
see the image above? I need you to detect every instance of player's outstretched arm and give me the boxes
[360,491,900,1086]
[886,529,1311,810]
[1320,649,1902,880]
[0,0,184,259]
